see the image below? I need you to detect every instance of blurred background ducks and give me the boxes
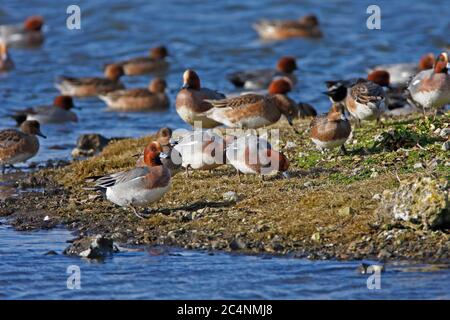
[56,64,125,97]
[99,78,169,111]
[11,96,78,125]
[253,14,322,40]
[113,46,169,76]
[0,16,44,48]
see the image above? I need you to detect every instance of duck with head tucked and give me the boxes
[113,46,169,76]
[253,14,323,41]
[175,69,226,128]
[0,16,44,48]
[0,120,46,173]
[11,96,78,125]
[56,64,125,97]
[99,78,169,111]
[227,56,298,90]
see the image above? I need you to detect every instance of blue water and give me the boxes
[1,222,449,300]
[0,0,449,299]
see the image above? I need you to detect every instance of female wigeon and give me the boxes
[135,128,182,176]
[346,79,386,127]
[115,46,169,76]
[56,64,125,97]
[175,69,225,128]
[172,131,232,175]
[253,14,322,41]
[367,70,419,116]
[204,78,297,129]
[0,120,46,173]
[370,53,435,88]
[0,16,44,48]
[99,78,169,111]
[227,56,297,89]
[226,135,290,178]
[310,103,351,154]
[88,141,170,218]
[0,41,14,72]
[11,96,78,125]
[407,52,450,112]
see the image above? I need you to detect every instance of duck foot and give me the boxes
[339,145,348,155]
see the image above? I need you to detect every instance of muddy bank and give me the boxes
[1,114,449,262]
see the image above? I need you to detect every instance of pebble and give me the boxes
[439,128,450,138]
[223,191,238,202]
[413,162,423,169]
[441,141,450,151]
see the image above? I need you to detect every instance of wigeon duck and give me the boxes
[88,141,170,218]
[253,14,323,41]
[0,41,14,72]
[135,128,182,176]
[407,52,450,112]
[370,53,435,88]
[367,70,419,116]
[346,79,386,127]
[175,69,225,128]
[227,56,297,89]
[0,16,44,48]
[11,96,78,125]
[296,102,317,118]
[310,103,351,154]
[0,120,46,173]
[226,135,290,178]
[172,131,232,175]
[56,64,125,97]
[115,46,169,76]
[204,78,297,129]
[98,78,169,111]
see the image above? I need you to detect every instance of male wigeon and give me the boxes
[204,78,297,129]
[175,69,225,128]
[226,135,290,178]
[0,120,46,173]
[0,41,14,72]
[11,96,78,125]
[407,52,450,112]
[0,16,44,48]
[227,56,297,89]
[172,131,233,175]
[346,79,386,127]
[56,64,125,97]
[310,103,351,154]
[370,53,435,88]
[135,128,182,176]
[115,46,169,76]
[253,14,323,40]
[99,78,169,111]
[88,141,170,218]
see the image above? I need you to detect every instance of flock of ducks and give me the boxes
[0,14,449,217]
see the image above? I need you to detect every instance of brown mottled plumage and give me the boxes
[253,14,323,40]
[114,46,169,76]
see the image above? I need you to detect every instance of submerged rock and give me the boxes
[378,177,449,230]
[63,235,118,259]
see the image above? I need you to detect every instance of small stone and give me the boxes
[303,181,313,187]
[223,191,239,202]
[413,162,423,169]
[338,206,354,216]
[441,141,450,151]
[229,238,247,250]
[370,171,379,178]
[43,215,50,221]
[285,141,296,149]
[439,128,450,138]
[372,193,381,200]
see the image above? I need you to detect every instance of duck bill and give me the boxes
[37,131,47,139]
[159,152,169,159]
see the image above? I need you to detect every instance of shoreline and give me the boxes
[1,114,449,262]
